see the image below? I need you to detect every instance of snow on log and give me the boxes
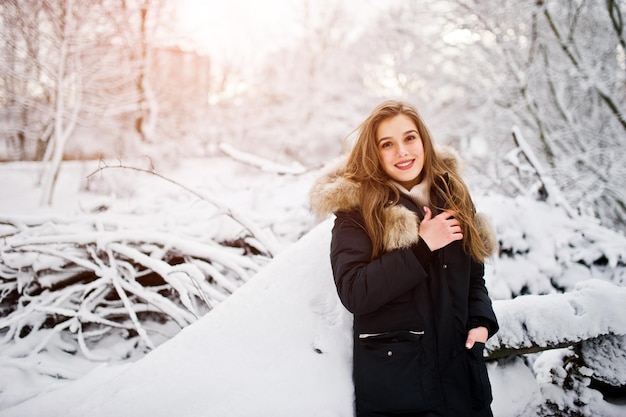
[486,279,626,359]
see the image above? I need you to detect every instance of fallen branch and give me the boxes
[486,279,626,359]
[218,142,310,175]
[87,161,280,257]
[0,207,269,358]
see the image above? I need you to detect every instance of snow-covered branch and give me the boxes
[486,280,626,359]
[219,143,310,175]
[87,162,281,257]
[0,210,270,358]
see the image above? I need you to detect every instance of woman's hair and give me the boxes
[344,100,491,262]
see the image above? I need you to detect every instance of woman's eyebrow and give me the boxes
[377,130,418,144]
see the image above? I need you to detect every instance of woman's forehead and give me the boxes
[376,114,418,139]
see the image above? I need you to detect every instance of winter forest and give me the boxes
[0,0,625,416]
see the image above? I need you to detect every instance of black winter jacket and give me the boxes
[310,148,499,417]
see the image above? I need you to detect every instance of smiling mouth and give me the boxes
[395,159,415,170]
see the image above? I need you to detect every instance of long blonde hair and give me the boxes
[344,100,491,262]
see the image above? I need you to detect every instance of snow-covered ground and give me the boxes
[1,156,625,416]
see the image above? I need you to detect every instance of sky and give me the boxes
[174,0,396,67]
[175,0,297,61]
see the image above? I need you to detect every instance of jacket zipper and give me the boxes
[358,330,425,339]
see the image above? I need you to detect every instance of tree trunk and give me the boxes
[40,0,80,206]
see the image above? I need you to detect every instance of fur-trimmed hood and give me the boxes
[309,146,497,255]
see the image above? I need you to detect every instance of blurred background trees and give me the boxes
[1,0,624,230]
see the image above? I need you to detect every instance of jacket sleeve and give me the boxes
[330,211,430,316]
[467,260,499,337]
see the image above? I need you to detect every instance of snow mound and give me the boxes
[0,220,354,417]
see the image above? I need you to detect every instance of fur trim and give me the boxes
[475,212,499,256]
[310,145,459,218]
[309,155,358,217]
[438,145,461,173]
[308,157,419,251]
[383,205,420,251]
[309,145,495,254]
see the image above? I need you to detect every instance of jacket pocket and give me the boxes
[466,342,493,410]
[354,330,436,413]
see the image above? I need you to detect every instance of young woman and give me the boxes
[310,100,499,417]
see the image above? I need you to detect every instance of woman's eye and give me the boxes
[406,135,416,142]
[380,142,392,149]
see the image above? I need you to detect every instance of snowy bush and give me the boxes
[480,194,626,300]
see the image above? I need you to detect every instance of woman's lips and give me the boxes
[395,159,415,170]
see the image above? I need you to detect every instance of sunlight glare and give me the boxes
[175,0,297,66]
[443,28,480,46]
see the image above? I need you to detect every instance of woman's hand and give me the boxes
[465,326,489,349]
[418,207,463,251]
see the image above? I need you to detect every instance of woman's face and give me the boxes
[376,114,425,190]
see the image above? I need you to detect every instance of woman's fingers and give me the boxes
[466,326,489,348]
[438,210,463,239]
[419,208,463,250]
[423,206,432,221]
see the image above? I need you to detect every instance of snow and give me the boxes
[218,142,308,175]
[0,157,319,410]
[479,194,626,299]
[487,280,626,353]
[581,334,626,387]
[1,220,355,417]
[489,357,543,417]
[1,158,626,416]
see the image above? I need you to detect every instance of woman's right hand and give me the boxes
[418,207,463,251]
